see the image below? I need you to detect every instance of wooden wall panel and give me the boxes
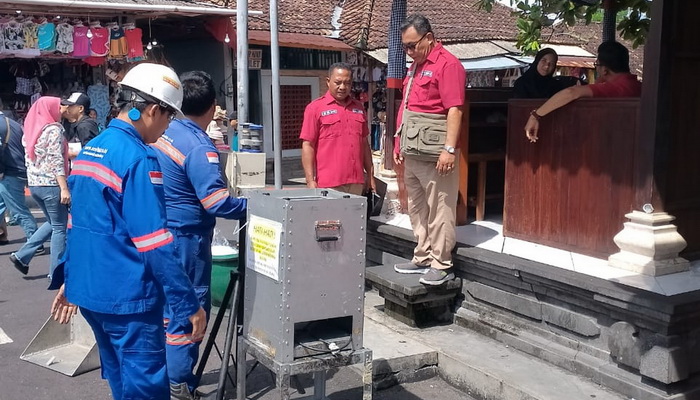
[662,1,700,256]
[505,99,640,258]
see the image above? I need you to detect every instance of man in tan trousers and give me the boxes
[392,14,466,285]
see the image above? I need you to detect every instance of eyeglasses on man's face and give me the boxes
[159,105,177,121]
[402,32,429,52]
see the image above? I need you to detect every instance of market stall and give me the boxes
[0,0,238,126]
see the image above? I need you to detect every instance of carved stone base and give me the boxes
[608,211,689,276]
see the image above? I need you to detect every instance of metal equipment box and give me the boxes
[243,188,367,363]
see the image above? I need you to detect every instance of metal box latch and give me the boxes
[315,220,342,242]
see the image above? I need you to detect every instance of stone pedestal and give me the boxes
[365,265,462,328]
[608,211,689,276]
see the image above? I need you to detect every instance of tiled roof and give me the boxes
[204,0,340,36]
[365,1,521,50]
[338,0,374,48]
[201,0,521,48]
[198,0,644,76]
[248,31,353,50]
[544,21,645,76]
[1,0,235,15]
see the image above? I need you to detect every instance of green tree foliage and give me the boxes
[476,0,650,55]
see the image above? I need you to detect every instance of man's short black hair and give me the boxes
[328,62,352,77]
[180,71,217,117]
[401,14,432,35]
[596,41,631,73]
[118,98,150,114]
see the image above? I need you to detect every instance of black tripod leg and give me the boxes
[215,271,242,400]
[195,270,238,381]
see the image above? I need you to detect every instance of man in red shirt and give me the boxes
[525,41,642,142]
[393,14,467,285]
[300,62,375,195]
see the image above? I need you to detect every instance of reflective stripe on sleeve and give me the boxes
[152,139,186,166]
[71,160,123,193]
[67,214,72,229]
[201,188,229,210]
[131,229,173,252]
[166,332,202,346]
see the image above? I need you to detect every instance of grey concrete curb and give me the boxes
[364,290,626,400]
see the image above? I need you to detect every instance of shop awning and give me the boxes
[366,40,595,70]
[557,56,596,69]
[248,31,352,51]
[404,56,526,71]
[504,55,596,69]
[365,48,390,64]
[366,41,515,66]
[541,43,595,57]
[0,0,259,17]
[461,56,526,71]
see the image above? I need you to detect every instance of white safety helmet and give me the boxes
[119,63,183,116]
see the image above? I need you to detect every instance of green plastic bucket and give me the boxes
[210,246,239,307]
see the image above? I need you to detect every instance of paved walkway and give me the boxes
[0,216,474,400]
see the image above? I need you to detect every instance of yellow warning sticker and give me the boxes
[246,215,282,281]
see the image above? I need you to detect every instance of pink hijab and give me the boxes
[23,97,68,167]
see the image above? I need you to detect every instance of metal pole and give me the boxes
[236,0,249,124]
[270,0,282,189]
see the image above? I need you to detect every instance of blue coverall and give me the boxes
[152,118,247,392]
[59,119,202,400]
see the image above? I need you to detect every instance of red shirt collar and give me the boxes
[426,41,444,64]
[323,90,354,107]
[411,41,444,71]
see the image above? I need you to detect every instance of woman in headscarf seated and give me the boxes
[513,48,581,99]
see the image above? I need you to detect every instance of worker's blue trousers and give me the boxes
[164,231,213,393]
[81,307,169,400]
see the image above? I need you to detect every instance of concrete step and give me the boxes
[361,316,439,389]
[364,290,626,400]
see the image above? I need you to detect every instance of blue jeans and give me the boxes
[14,186,67,278]
[0,175,38,240]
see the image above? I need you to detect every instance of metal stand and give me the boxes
[195,219,247,400]
[195,269,240,389]
[237,336,373,400]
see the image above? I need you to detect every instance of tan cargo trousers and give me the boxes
[330,183,364,195]
[404,154,459,270]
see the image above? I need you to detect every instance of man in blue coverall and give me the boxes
[49,63,206,400]
[151,70,247,399]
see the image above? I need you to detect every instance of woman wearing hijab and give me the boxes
[10,96,70,280]
[513,48,566,99]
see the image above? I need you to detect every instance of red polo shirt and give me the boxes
[589,73,642,97]
[395,42,467,154]
[300,91,369,188]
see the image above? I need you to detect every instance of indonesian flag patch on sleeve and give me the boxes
[206,152,219,164]
[149,171,163,185]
